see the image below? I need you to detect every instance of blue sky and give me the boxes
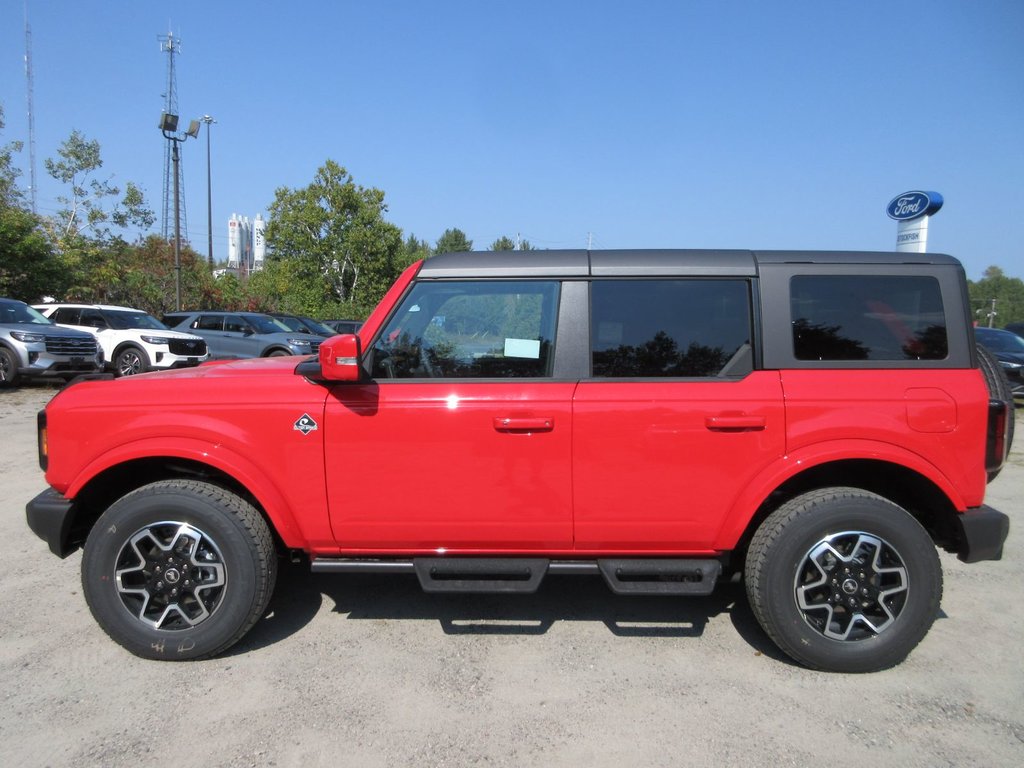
[1,1,1022,279]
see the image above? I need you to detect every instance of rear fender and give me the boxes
[713,439,968,550]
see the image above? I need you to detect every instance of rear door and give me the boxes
[572,278,786,551]
[325,279,575,551]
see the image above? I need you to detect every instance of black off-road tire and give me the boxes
[976,343,1014,480]
[81,480,277,660]
[746,487,942,673]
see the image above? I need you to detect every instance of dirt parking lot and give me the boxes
[1,384,1021,767]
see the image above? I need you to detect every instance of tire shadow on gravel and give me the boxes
[234,560,790,663]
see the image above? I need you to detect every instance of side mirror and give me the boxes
[319,333,362,381]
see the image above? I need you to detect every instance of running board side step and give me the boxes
[414,558,550,593]
[309,557,721,596]
[598,559,721,595]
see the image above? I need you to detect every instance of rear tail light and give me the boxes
[985,400,1008,473]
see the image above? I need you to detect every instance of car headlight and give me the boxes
[140,335,172,345]
[287,338,312,347]
[1000,361,1022,370]
[11,331,46,343]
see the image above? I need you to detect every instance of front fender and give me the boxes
[64,436,328,550]
[712,438,967,550]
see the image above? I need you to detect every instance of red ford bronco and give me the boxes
[26,250,1013,672]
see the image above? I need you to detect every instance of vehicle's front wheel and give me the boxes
[746,488,942,673]
[114,346,146,377]
[0,346,19,387]
[81,480,277,660]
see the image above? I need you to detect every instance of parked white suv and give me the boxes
[34,304,210,377]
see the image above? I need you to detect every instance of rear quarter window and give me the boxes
[791,275,947,361]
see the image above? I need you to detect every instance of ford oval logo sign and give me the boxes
[887,191,943,221]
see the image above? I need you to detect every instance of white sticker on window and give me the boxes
[504,338,541,359]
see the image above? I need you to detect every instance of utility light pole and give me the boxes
[160,112,200,311]
[201,115,216,269]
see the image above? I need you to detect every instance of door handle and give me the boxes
[705,415,766,432]
[493,417,555,432]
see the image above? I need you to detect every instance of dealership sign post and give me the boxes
[887,191,943,253]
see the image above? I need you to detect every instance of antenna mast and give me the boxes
[159,31,188,241]
[23,1,37,213]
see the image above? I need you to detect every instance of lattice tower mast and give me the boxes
[159,32,188,240]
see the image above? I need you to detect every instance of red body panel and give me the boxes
[324,382,575,551]
[45,358,334,550]
[572,373,786,550]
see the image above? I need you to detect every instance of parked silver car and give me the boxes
[162,311,328,359]
[0,298,104,387]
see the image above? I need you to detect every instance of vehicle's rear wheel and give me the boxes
[81,480,277,660]
[0,346,19,387]
[976,342,1015,480]
[114,346,147,377]
[746,487,942,673]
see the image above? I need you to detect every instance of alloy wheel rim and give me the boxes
[114,521,227,630]
[793,530,909,641]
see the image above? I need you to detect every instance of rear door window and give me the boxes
[590,279,753,378]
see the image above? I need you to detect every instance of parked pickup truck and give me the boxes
[26,250,1012,672]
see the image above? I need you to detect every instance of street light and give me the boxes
[159,112,200,311]
[201,115,216,269]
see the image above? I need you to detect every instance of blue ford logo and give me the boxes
[887,191,943,221]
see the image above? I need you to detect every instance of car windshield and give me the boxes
[978,330,1024,353]
[0,300,53,325]
[273,315,305,332]
[300,317,336,336]
[249,315,292,334]
[106,309,169,331]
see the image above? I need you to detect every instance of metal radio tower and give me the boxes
[159,32,188,241]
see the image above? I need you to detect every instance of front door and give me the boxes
[325,279,574,551]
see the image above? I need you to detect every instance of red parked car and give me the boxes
[27,250,1012,671]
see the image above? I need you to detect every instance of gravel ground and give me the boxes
[1,384,1021,767]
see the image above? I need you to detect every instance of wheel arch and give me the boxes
[261,346,292,357]
[721,455,963,572]
[63,450,310,556]
[111,341,149,364]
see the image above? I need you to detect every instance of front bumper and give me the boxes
[26,488,76,558]
[954,505,1010,563]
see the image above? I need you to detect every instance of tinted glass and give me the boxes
[371,280,559,378]
[591,280,753,378]
[791,276,947,361]
[107,309,167,330]
[196,315,224,331]
[53,307,82,324]
[0,301,52,325]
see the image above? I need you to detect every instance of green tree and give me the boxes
[0,104,59,301]
[44,130,154,245]
[489,235,537,251]
[435,228,473,254]
[969,265,1024,327]
[403,233,432,262]
[264,160,410,317]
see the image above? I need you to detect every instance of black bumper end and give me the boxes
[26,488,77,558]
[955,505,1010,563]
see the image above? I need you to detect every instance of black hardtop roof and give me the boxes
[418,249,962,278]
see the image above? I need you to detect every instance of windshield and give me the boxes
[0,300,53,325]
[106,309,168,331]
[249,315,292,334]
[273,315,305,332]
[300,317,336,336]
[979,330,1024,353]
